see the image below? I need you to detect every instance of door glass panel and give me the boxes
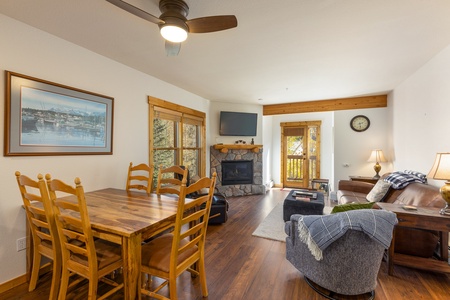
[281,121,321,189]
[286,135,304,183]
[308,126,318,182]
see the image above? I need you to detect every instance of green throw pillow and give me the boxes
[331,202,376,214]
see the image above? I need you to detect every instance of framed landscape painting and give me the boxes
[4,71,114,156]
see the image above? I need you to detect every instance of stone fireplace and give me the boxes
[222,160,253,185]
[210,145,265,197]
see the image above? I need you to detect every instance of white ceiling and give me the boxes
[2,0,450,105]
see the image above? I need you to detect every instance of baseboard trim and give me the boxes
[0,274,28,294]
[0,263,51,294]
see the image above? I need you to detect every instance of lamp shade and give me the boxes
[427,152,450,180]
[367,149,387,163]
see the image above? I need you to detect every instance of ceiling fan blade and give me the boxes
[165,41,181,56]
[106,0,164,25]
[186,15,237,33]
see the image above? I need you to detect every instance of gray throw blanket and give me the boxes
[298,209,398,260]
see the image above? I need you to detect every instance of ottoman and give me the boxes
[283,190,325,221]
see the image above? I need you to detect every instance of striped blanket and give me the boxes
[384,170,427,189]
[297,209,398,260]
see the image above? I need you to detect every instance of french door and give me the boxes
[281,121,321,189]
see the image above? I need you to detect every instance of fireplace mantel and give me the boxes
[213,144,262,153]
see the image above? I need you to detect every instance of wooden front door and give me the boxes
[281,121,321,189]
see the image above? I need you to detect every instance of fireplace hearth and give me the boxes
[222,160,253,185]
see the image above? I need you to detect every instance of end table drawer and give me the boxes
[396,214,420,227]
[396,212,448,231]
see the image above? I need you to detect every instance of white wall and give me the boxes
[390,43,450,187]
[334,107,392,189]
[0,14,210,285]
[268,112,334,190]
[209,102,263,145]
[262,114,273,188]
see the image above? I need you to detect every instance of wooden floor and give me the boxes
[2,188,450,299]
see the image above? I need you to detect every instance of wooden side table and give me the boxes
[349,176,378,184]
[376,202,450,275]
[311,178,329,192]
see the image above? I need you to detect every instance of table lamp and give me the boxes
[427,152,450,215]
[367,149,387,179]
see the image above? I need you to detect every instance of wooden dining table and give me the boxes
[27,188,184,300]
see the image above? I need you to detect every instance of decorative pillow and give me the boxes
[366,180,391,202]
[331,202,376,214]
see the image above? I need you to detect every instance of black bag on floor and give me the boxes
[194,190,229,224]
[208,193,229,224]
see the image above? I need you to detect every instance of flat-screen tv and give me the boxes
[219,111,257,136]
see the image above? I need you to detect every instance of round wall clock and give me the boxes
[350,115,370,132]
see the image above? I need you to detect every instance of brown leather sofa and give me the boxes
[337,176,446,258]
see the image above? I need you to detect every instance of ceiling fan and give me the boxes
[106,0,238,56]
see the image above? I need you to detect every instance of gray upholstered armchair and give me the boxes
[285,209,397,299]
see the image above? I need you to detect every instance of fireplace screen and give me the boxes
[222,160,253,185]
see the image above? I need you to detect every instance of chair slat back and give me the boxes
[156,165,189,195]
[15,171,58,253]
[16,171,62,299]
[46,175,98,272]
[126,162,153,194]
[170,173,216,273]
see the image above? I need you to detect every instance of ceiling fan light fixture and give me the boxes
[160,24,188,42]
[108,0,238,55]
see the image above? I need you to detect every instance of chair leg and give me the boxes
[169,275,178,300]
[88,279,98,300]
[58,269,70,300]
[198,258,208,297]
[28,251,41,291]
[49,258,61,300]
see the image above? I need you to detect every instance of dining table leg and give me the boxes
[123,234,142,300]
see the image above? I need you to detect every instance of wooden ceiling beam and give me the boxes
[262,95,387,116]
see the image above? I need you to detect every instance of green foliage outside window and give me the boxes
[152,111,203,187]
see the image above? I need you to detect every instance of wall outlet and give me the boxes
[17,237,27,252]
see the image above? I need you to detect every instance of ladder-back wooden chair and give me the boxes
[140,172,217,300]
[126,162,154,194]
[15,171,61,300]
[155,165,189,195]
[46,174,124,300]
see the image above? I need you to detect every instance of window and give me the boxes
[149,96,206,183]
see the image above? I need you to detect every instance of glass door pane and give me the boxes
[308,126,318,185]
[283,126,308,188]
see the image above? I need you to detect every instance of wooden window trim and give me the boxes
[148,96,206,177]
